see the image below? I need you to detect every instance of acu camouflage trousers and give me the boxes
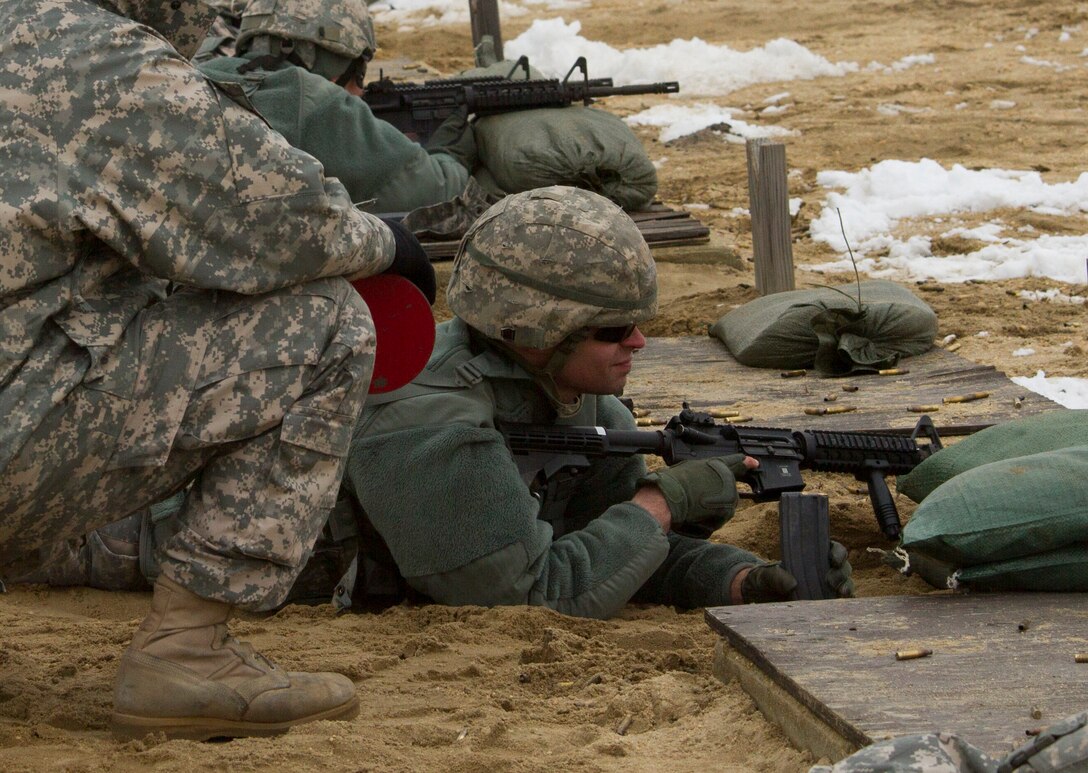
[0,278,375,610]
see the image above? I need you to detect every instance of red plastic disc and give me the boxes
[350,274,436,394]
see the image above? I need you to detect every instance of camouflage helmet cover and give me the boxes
[448,186,658,350]
[237,0,376,62]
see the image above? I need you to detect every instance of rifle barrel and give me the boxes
[587,81,680,97]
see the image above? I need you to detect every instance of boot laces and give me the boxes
[216,626,279,672]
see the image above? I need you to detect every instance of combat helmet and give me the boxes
[448,186,658,350]
[236,0,376,82]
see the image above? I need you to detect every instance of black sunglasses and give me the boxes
[589,323,638,343]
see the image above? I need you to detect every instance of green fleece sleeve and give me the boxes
[346,416,669,619]
[251,67,467,213]
[632,533,761,608]
[366,151,469,214]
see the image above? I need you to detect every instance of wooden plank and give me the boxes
[625,338,1065,434]
[419,203,712,260]
[421,223,710,260]
[713,640,862,762]
[628,209,697,223]
[705,594,1088,759]
[635,221,710,237]
[746,139,796,295]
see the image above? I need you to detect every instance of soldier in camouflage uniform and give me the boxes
[196,0,476,214]
[344,186,855,617]
[0,0,432,741]
[809,709,1088,772]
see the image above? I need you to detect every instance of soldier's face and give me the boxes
[553,325,647,399]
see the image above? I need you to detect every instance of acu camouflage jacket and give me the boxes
[0,0,394,471]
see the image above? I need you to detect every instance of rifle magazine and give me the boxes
[778,493,835,601]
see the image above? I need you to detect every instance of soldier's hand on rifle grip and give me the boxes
[379,217,437,304]
[425,106,477,171]
[637,454,755,538]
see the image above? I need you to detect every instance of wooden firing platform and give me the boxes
[706,594,1088,761]
[419,203,711,260]
[625,337,1066,435]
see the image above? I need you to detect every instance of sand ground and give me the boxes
[2,0,1085,770]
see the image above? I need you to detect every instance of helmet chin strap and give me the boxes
[237,34,295,73]
[536,330,588,417]
[238,36,356,83]
[482,329,589,418]
[335,55,369,89]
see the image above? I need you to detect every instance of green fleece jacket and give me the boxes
[198,54,469,213]
[344,318,759,619]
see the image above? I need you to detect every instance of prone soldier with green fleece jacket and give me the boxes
[196,0,475,214]
[344,186,856,617]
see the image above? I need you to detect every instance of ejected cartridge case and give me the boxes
[804,405,857,416]
[895,648,933,661]
[943,392,991,404]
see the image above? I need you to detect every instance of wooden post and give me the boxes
[469,0,504,61]
[746,138,795,295]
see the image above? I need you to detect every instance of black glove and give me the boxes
[424,106,477,171]
[740,541,855,603]
[379,217,437,304]
[739,563,797,604]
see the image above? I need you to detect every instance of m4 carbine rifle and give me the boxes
[362,55,679,142]
[501,404,943,541]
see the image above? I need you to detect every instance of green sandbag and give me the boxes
[472,106,658,211]
[884,543,1088,593]
[901,445,1088,567]
[898,409,1088,502]
[708,280,937,375]
[956,544,1088,591]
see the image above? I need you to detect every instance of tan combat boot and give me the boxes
[111,575,358,741]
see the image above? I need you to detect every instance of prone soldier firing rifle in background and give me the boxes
[197,0,477,213]
[193,0,677,214]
